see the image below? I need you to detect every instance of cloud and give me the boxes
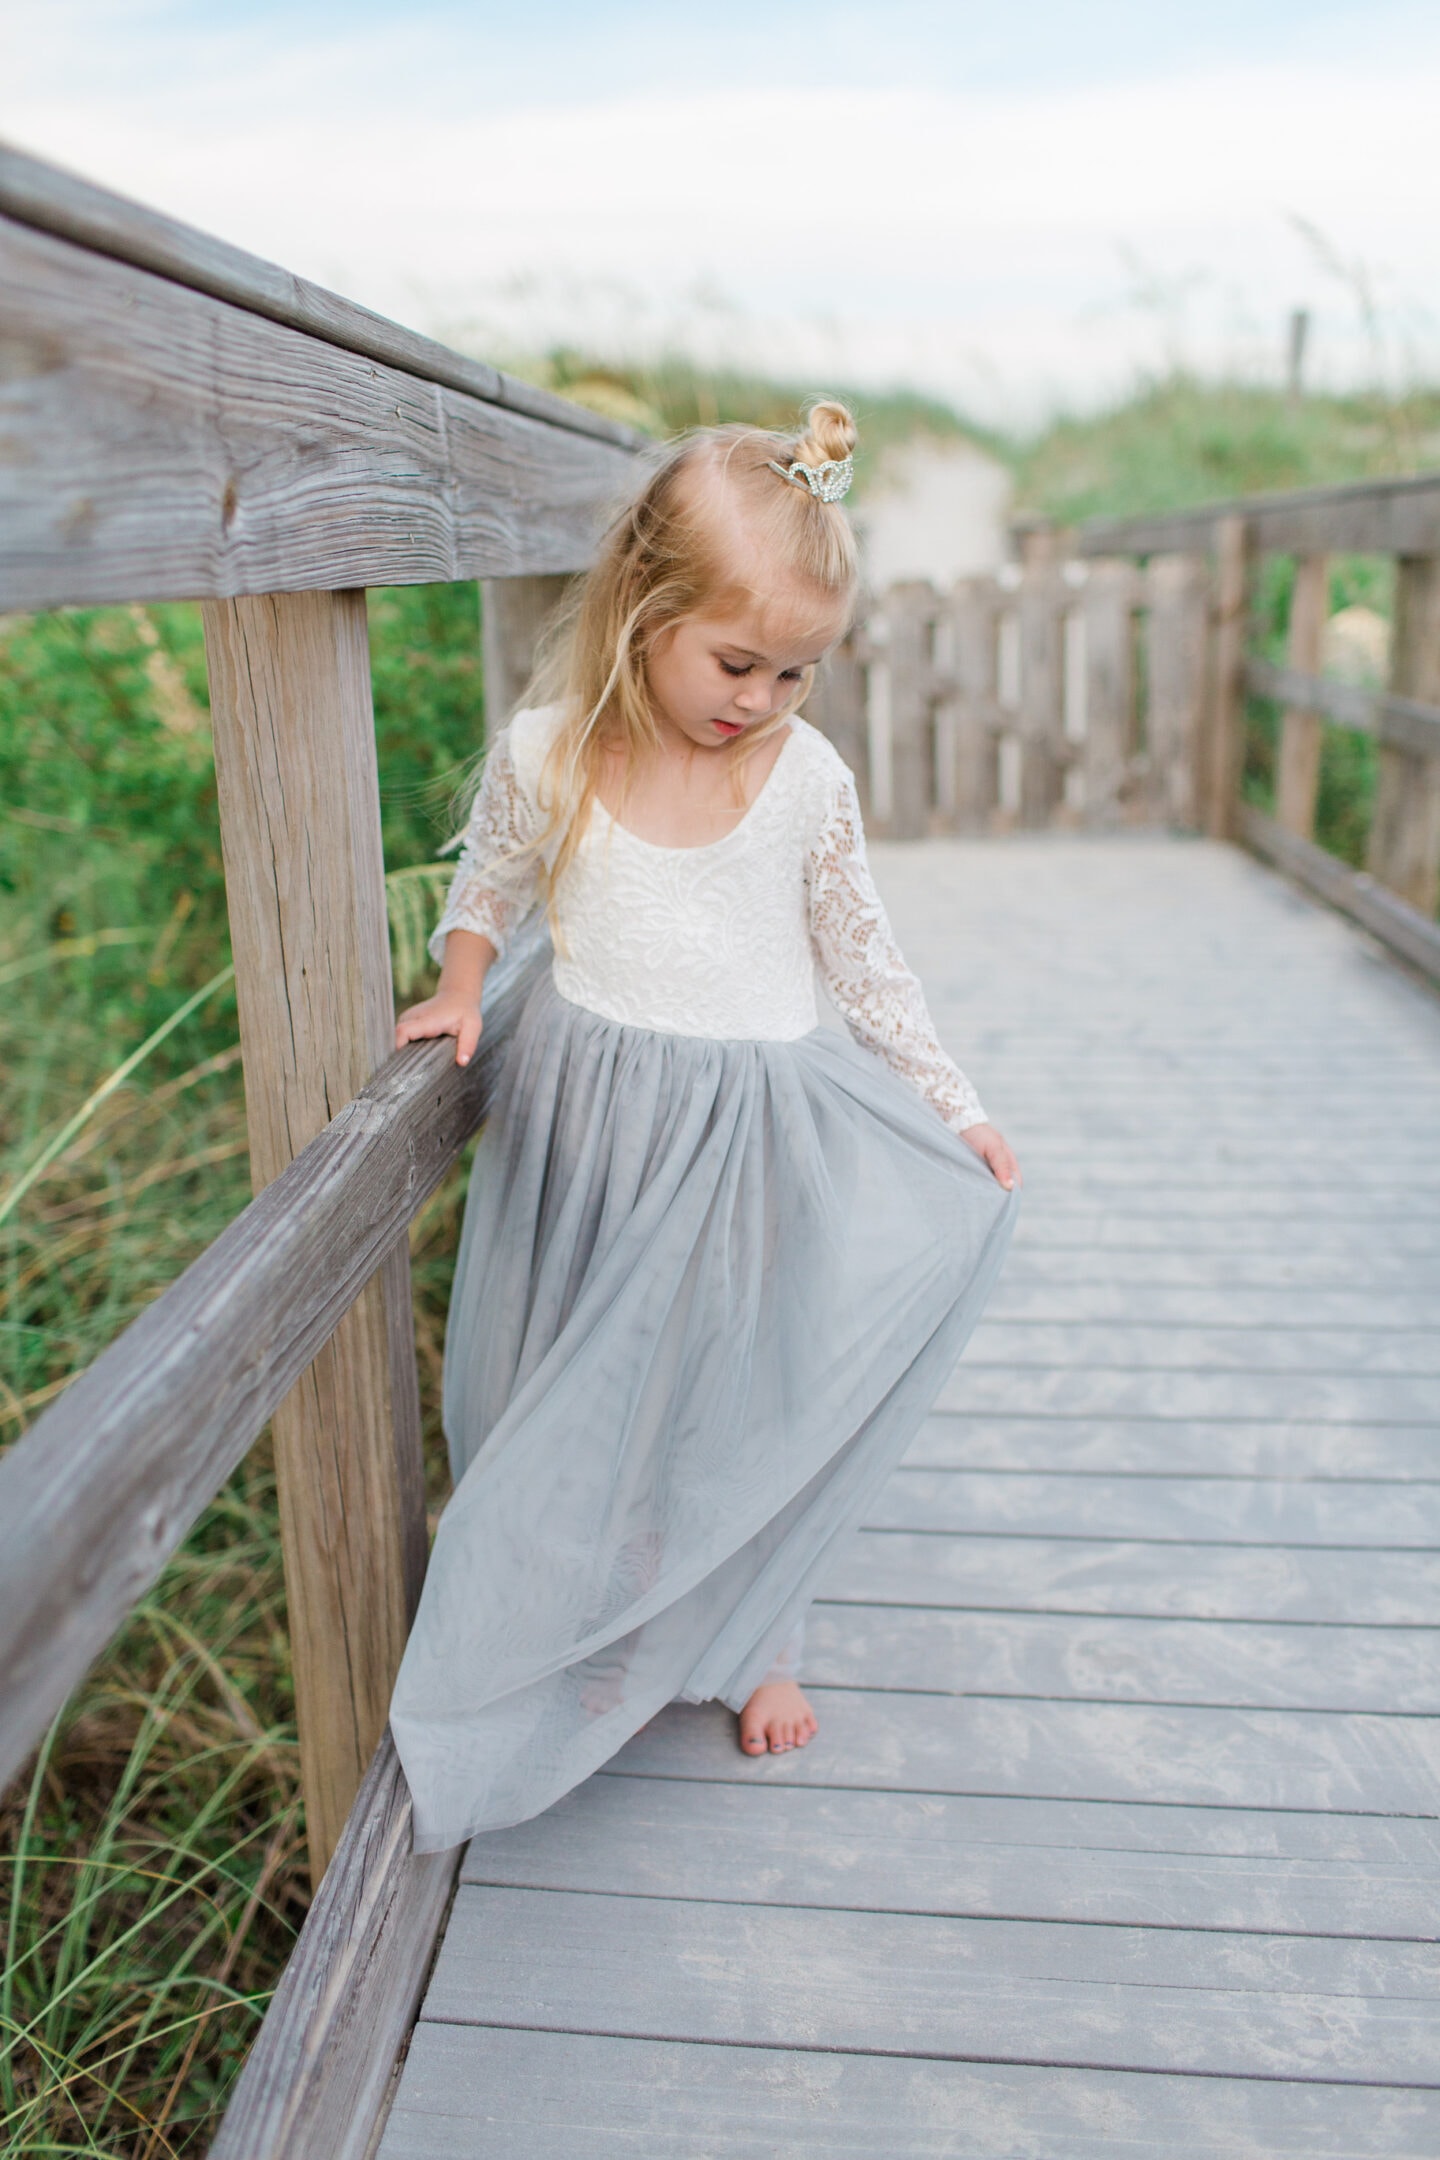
[4,31,1436,424]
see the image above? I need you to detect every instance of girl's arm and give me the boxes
[395,727,541,1067]
[805,763,1021,1191]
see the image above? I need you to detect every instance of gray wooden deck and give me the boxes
[377,834,1440,2158]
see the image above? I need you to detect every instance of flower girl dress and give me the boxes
[389,704,1018,1852]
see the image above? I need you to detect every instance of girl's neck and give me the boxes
[598,717,793,850]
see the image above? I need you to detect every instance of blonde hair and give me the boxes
[480,399,860,917]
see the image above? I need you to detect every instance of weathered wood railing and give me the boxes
[812,478,1440,984]
[0,142,641,2157]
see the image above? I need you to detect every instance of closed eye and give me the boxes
[719,660,805,680]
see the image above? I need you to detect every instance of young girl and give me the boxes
[388,401,1021,1854]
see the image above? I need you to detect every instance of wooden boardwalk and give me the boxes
[376,834,1440,2158]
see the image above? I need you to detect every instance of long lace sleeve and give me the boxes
[806,766,988,1134]
[427,728,544,967]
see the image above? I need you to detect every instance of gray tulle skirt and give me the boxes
[389,939,1019,1853]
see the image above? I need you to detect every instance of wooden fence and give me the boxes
[0,142,643,2156]
[813,483,1440,983]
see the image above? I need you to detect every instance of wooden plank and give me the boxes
[964,1319,1440,1376]
[906,1412,1440,1481]
[868,1468,1440,1547]
[480,573,572,728]
[205,589,419,1877]
[611,1690,1440,1814]
[937,1366,1440,1424]
[0,214,637,609]
[883,582,938,838]
[947,580,1000,828]
[1017,567,1065,823]
[459,1774,1440,1933]
[378,2026,1440,2160]
[211,1729,459,2160]
[425,1884,1440,2082]
[836,1529,1440,1623]
[984,1278,1440,1326]
[1144,555,1209,826]
[1275,554,1329,840]
[995,1251,1440,1296]
[806,632,871,816]
[1078,560,1136,823]
[1202,513,1249,837]
[1078,472,1440,559]
[802,1601,1440,1713]
[0,1014,520,1801]
[0,141,641,450]
[1246,658,1440,760]
[1240,804,1440,988]
[1367,557,1440,915]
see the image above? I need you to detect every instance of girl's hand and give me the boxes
[395,991,484,1067]
[960,1121,1022,1192]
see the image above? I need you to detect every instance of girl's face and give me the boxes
[645,587,849,753]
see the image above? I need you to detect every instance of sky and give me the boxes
[3,0,1437,426]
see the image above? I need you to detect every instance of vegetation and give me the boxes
[2,359,1435,2150]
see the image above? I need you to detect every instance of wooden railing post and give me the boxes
[1147,556,1210,829]
[1082,562,1138,825]
[1275,554,1330,839]
[885,582,938,838]
[1017,566,1065,825]
[480,573,573,726]
[1203,515,1251,840]
[1366,556,1440,914]
[948,580,1001,831]
[203,589,427,1885]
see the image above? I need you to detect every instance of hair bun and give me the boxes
[793,398,858,469]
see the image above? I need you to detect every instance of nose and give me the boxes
[734,677,774,714]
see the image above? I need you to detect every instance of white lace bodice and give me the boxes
[431,706,987,1133]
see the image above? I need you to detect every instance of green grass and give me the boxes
[3,364,1437,2149]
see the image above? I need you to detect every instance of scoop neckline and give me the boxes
[591,722,799,856]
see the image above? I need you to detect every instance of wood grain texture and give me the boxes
[378,2026,1440,2160]
[1367,556,1440,914]
[206,588,422,1878]
[1145,555,1209,826]
[1078,561,1137,824]
[1276,554,1330,839]
[427,1884,1440,2081]
[1078,473,1440,558]
[462,1774,1439,1934]
[0,142,642,451]
[0,214,636,609]
[211,1728,459,2160]
[609,1691,1440,1816]
[801,1599,1440,1713]
[866,1466,1440,1545]
[1202,513,1250,837]
[1017,568,1065,823]
[834,1528,1440,1623]
[0,1018,520,1801]
[1246,658,1440,760]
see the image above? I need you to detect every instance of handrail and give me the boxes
[1244,659,1440,760]
[1077,472,1440,557]
[0,989,522,1799]
[0,140,645,452]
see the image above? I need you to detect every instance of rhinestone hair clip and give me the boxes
[767,454,854,504]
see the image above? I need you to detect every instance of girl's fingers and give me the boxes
[456,1012,484,1066]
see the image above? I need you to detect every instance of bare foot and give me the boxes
[738,1681,818,1756]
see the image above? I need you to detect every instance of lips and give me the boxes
[712,719,743,737]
